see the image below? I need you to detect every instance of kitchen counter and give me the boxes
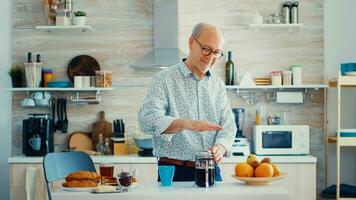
[8,154,317,164]
[52,182,289,200]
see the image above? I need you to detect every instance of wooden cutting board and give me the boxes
[91,111,113,151]
[68,132,92,151]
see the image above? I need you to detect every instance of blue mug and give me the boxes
[158,165,175,187]
[29,135,41,151]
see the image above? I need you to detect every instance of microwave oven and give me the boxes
[253,125,309,155]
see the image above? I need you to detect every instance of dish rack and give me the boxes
[70,90,102,105]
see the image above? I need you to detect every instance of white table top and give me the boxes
[52,182,289,200]
[8,154,317,164]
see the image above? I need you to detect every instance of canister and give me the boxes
[291,65,302,85]
[282,71,292,85]
[271,71,282,86]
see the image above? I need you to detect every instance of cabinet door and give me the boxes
[219,163,316,200]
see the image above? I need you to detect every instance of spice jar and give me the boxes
[271,71,282,86]
[282,71,292,85]
[95,71,105,87]
[103,71,112,87]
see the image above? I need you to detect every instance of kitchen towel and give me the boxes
[26,167,48,200]
[276,91,303,103]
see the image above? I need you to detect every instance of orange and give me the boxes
[235,163,254,177]
[272,164,281,177]
[255,163,274,177]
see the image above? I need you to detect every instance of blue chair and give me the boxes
[43,152,96,200]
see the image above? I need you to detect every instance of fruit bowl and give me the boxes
[231,173,288,185]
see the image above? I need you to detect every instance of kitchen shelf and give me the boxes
[329,76,356,87]
[325,71,356,200]
[248,23,303,30]
[225,84,327,90]
[7,87,112,92]
[35,25,92,32]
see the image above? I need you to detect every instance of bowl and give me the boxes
[231,173,288,185]
[134,137,153,149]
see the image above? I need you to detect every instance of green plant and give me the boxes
[8,64,24,78]
[74,11,86,17]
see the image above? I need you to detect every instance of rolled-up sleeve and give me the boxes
[138,72,176,140]
[214,81,236,157]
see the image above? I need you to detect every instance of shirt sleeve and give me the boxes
[214,80,237,157]
[138,72,176,141]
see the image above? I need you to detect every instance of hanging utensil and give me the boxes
[62,98,69,133]
[55,98,62,131]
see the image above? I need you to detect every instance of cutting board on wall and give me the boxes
[91,111,113,151]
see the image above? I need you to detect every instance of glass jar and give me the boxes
[95,71,105,87]
[103,71,112,88]
[291,65,302,85]
[282,71,292,85]
[195,151,215,187]
[271,71,282,86]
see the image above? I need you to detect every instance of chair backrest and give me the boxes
[43,151,96,183]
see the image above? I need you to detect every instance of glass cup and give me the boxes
[158,165,175,187]
[100,163,114,178]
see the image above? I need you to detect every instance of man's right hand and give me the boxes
[187,120,223,132]
[163,119,223,134]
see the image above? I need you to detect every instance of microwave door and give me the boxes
[262,131,292,152]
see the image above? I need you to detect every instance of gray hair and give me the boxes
[191,22,225,43]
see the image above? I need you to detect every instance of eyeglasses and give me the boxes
[193,37,224,59]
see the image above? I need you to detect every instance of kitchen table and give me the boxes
[52,182,289,200]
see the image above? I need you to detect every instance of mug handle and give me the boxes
[29,138,34,148]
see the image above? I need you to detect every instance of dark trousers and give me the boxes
[157,160,222,182]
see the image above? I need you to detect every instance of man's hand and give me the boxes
[209,144,226,163]
[187,120,223,132]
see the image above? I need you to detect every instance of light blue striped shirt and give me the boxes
[138,61,236,161]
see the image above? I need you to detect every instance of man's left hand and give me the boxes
[210,144,226,163]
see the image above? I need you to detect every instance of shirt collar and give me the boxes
[179,59,212,79]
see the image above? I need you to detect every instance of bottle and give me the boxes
[282,2,291,24]
[255,109,261,125]
[96,134,105,154]
[291,1,298,24]
[225,51,234,85]
[27,52,32,63]
[103,137,112,155]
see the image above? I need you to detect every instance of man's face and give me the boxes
[188,28,224,74]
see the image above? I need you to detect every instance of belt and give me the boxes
[159,157,195,168]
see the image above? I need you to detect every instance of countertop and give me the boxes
[8,154,317,164]
[52,182,289,200]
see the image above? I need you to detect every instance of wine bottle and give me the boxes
[225,51,234,85]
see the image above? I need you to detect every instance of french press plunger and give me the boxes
[195,151,215,187]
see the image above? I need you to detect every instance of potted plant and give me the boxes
[73,11,87,26]
[8,64,24,88]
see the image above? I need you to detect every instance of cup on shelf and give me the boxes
[82,76,90,88]
[21,97,35,107]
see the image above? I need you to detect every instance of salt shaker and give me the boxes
[282,2,291,24]
[291,1,299,24]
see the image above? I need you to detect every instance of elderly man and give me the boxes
[138,23,236,181]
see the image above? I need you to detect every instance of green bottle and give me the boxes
[225,51,234,85]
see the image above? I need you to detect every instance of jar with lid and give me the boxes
[282,71,292,85]
[195,151,215,187]
[271,71,282,86]
[103,71,112,88]
[282,1,291,24]
[291,65,302,85]
[95,71,105,87]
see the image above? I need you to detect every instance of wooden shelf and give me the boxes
[248,23,303,30]
[329,76,356,87]
[35,25,92,32]
[225,84,327,90]
[6,87,113,92]
[327,136,356,146]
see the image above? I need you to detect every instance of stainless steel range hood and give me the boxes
[131,0,186,69]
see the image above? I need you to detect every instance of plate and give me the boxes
[67,55,100,82]
[62,186,96,192]
[345,71,356,76]
[231,173,287,185]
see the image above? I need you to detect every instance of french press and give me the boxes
[195,151,215,187]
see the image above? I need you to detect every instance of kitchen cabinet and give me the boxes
[326,72,356,200]
[8,155,316,200]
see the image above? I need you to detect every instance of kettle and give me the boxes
[195,151,215,187]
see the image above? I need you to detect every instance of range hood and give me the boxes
[131,0,186,69]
